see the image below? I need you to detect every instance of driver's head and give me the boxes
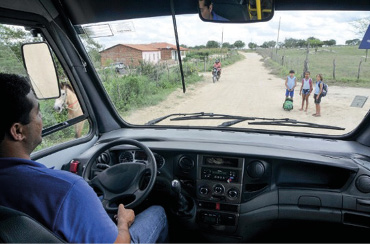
[199,0,213,20]
[215,59,219,63]
[0,73,42,155]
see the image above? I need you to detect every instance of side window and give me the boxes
[0,24,90,152]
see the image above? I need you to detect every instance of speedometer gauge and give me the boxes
[118,151,134,163]
[155,154,165,169]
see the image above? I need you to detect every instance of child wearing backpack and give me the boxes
[299,71,313,112]
[313,74,324,117]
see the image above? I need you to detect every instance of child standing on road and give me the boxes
[299,71,313,112]
[285,70,297,99]
[313,74,324,117]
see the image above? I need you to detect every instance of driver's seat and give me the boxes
[0,205,65,243]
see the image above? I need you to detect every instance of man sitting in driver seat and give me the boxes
[0,73,168,243]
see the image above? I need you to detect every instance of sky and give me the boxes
[88,11,370,49]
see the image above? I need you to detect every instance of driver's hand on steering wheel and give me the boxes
[114,204,135,243]
[115,204,135,228]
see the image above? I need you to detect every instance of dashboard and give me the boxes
[82,128,370,242]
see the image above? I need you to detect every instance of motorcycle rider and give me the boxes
[213,59,221,76]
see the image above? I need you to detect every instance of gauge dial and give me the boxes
[118,151,134,163]
[155,154,165,169]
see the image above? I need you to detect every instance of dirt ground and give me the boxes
[126,52,370,135]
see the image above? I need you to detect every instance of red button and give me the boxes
[69,160,80,174]
[215,203,220,210]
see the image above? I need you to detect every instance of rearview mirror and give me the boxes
[22,42,60,99]
[198,0,274,23]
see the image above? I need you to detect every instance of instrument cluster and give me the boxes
[117,150,165,169]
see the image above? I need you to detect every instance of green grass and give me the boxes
[256,46,370,87]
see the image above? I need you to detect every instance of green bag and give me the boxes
[283,98,293,111]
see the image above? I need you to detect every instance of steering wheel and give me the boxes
[82,139,157,213]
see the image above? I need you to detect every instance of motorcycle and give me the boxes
[212,67,221,83]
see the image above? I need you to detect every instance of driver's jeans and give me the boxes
[129,205,168,243]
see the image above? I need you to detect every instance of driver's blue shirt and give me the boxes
[0,157,118,243]
[212,11,228,21]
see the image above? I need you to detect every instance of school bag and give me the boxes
[320,81,328,97]
[283,97,293,111]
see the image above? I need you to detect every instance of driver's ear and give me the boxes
[9,123,26,141]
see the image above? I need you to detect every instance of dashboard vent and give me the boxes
[344,213,370,228]
[97,152,111,165]
[178,156,195,171]
[246,160,265,179]
[356,175,370,193]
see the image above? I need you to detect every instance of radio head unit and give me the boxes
[201,167,239,183]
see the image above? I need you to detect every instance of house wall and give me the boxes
[101,45,143,67]
[160,49,172,60]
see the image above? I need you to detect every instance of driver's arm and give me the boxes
[114,204,135,244]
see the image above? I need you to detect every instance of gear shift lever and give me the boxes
[171,179,189,213]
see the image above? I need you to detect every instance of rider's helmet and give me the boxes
[215,59,219,63]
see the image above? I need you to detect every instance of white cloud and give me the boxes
[92,11,369,48]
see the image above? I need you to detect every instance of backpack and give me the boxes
[320,81,328,97]
[283,97,293,111]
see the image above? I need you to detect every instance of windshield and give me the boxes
[78,11,370,136]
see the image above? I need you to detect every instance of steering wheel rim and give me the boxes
[82,138,157,212]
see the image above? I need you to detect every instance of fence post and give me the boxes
[357,59,363,80]
[303,59,309,78]
[333,59,336,80]
[166,62,170,82]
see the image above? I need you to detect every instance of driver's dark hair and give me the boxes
[0,73,33,141]
[200,0,212,7]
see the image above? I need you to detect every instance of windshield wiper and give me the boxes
[218,117,345,130]
[145,112,207,125]
[146,112,345,130]
[248,120,345,130]
[147,112,289,125]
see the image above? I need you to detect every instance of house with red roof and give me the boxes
[149,42,188,61]
[100,42,188,67]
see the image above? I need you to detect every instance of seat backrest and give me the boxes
[0,206,65,243]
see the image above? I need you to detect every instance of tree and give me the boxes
[261,40,276,49]
[206,40,220,48]
[296,39,307,48]
[193,45,206,49]
[248,42,257,50]
[222,42,231,48]
[307,37,323,51]
[0,24,38,75]
[80,34,103,67]
[233,40,245,49]
[0,24,34,61]
[351,16,370,38]
[345,39,361,46]
[284,38,298,48]
[323,39,336,46]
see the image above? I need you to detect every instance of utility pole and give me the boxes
[221,27,224,49]
[276,16,281,54]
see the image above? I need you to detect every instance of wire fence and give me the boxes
[256,47,370,83]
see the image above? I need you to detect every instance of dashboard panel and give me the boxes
[81,128,370,242]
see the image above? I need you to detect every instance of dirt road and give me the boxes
[126,52,370,135]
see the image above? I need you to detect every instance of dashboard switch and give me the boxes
[227,188,239,199]
[199,186,210,195]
